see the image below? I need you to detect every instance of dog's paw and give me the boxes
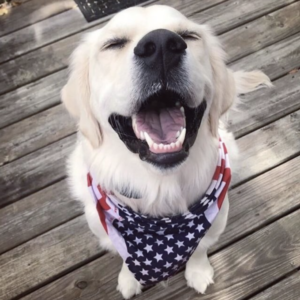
[117,270,142,299]
[185,258,214,294]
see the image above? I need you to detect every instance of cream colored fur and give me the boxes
[62,5,271,299]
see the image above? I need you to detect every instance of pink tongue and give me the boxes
[135,107,185,144]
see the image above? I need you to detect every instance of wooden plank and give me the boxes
[20,204,300,300]
[228,71,300,138]
[0,0,225,64]
[230,33,300,79]
[216,155,300,250]
[0,0,296,95]
[249,271,300,300]
[220,1,300,62]
[0,70,67,129]
[0,179,83,254]
[0,105,75,165]
[232,111,300,186]
[0,215,104,300]
[0,134,76,208]
[0,0,75,37]
[191,0,297,34]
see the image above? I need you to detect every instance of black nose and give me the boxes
[134,29,187,73]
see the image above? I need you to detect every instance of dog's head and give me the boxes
[62,5,235,170]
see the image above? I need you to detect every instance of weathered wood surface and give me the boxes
[0,70,67,129]
[216,155,300,250]
[232,111,300,186]
[0,215,104,300]
[0,0,226,64]
[220,1,300,62]
[2,8,300,162]
[0,179,83,254]
[191,0,297,34]
[250,271,300,300]
[228,72,300,138]
[20,206,300,300]
[0,0,295,95]
[0,134,76,208]
[0,105,75,165]
[230,33,300,79]
[0,0,75,37]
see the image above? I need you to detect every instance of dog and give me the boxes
[61,5,271,299]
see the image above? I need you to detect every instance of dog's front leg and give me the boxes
[117,262,142,299]
[185,195,229,294]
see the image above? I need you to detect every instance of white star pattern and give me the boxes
[196,224,204,232]
[164,261,172,268]
[186,246,193,253]
[157,230,165,235]
[134,237,142,245]
[162,272,169,278]
[175,254,183,261]
[133,259,140,266]
[127,216,134,222]
[186,232,195,241]
[153,267,161,273]
[188,220,194,228]
[176,241,184,248]
[155,239,163,246]
[144,244,153,253]
[135,250,143,257]
[125,228,133,235]
[165,234,174,241]
[117,221,124,228]
[165,246,173,254]
[136,227,144,232]
[145,234,152,239]
[141,269,149,276]
[154,253,163,262]
[139,279,146,285]
[144,259,152,266]
[149,277,157,282]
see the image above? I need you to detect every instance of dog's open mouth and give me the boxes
[109,90,207,168]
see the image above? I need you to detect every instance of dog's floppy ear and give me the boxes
[203,26,272,136]
[200,26,236,136]
[61,38,102,148]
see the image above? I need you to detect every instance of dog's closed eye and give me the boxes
[102,37,129,50]
[177,30,201,41]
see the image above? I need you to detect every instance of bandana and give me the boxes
[87,138,231,286]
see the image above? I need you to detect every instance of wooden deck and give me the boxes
[0,0,300,299]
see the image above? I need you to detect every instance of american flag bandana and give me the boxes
[87,138,231,286]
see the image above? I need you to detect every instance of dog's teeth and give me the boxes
[144,132,153,148]
[176,131,180,138]
[159,143,163,150]
[175,140,180,148]
[140,131,145,140]
[170,143,175,149]
[153,143,158,150]
[177,128,186,144]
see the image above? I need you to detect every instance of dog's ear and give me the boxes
[201,26,272,136]
[199,26,236,136]
[61,38,102,148]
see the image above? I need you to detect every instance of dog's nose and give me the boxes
[134,29,187,72]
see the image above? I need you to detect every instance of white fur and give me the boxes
[62,5,271,299]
